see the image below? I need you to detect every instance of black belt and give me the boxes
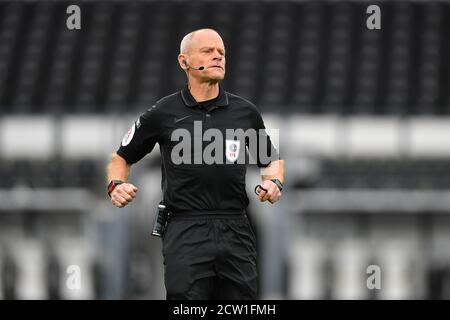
[169,209,246,220]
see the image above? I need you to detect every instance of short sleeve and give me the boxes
[116,105,161,164]
[249,107,280,168]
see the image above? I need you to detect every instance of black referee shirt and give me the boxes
[117,85,279,213]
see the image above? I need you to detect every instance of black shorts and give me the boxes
[161,210,258,300]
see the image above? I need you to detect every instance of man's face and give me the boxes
[187,31,226,81]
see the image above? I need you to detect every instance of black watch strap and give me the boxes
[270,179,283,191]
[107,180,124,197]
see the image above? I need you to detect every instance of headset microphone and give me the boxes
[183,60,205,71]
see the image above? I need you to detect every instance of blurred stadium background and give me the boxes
[0,0,450,299]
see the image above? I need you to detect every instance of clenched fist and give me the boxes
[110,183,138,208]
[255,180,282,204]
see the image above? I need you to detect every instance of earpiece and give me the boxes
[182,60,204,71]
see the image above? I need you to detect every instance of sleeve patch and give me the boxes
[121,123,136,146]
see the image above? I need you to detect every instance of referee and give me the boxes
[106,28,285,300]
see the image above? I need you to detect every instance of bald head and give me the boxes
[178,28,226,82]
[180,28,222,54]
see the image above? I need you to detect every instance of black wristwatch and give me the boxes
[270,179,283,191]
[107,180,124,197]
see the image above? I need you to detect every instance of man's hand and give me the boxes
[255,179,282,204]
[110,183,138,208]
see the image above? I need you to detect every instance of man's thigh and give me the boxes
[214,216,259,299]
[162,218,216,299]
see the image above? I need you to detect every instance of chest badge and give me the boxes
[225,140,240,163]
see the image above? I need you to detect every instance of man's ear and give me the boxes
[178,54,188,70]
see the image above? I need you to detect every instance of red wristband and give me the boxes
[107,180,124,197]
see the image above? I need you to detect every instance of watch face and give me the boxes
[108,180,123,189]
[107,180,124,197]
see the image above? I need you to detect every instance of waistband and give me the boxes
[169,209,246,220]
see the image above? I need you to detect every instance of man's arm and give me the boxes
[106,153,138,208]
[107,104,161,208]
[256,159,285,204]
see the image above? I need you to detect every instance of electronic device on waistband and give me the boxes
[151,203,171,237]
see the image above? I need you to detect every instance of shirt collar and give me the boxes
[180,84,229,108]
